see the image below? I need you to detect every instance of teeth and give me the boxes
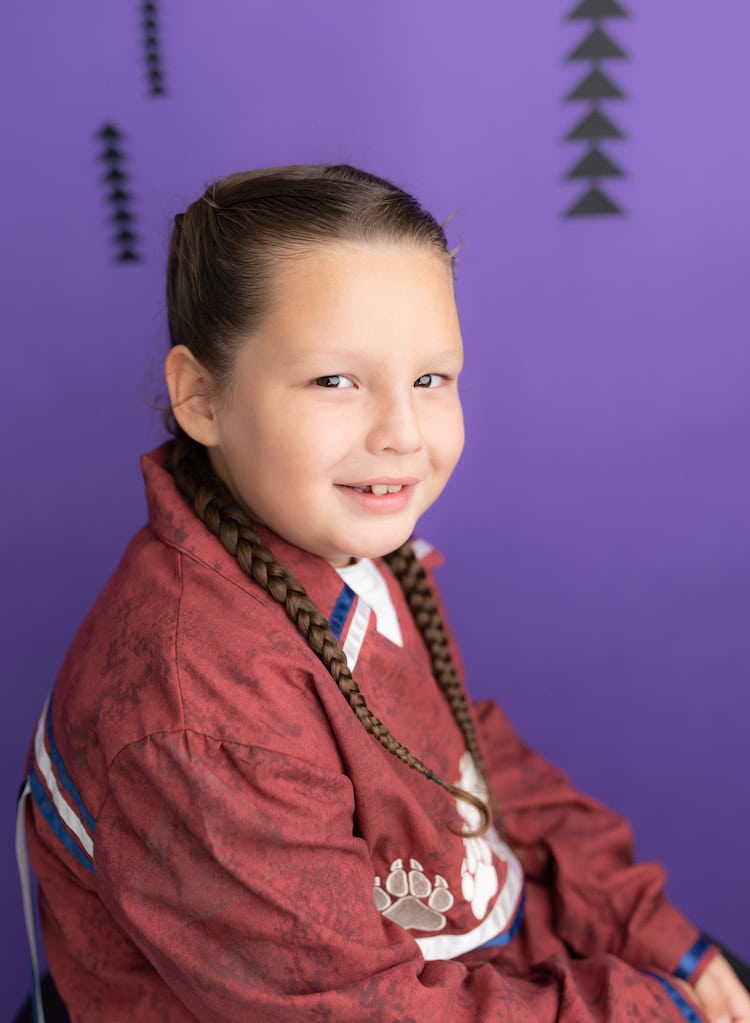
[370,484,403,495]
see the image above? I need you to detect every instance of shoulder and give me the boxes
[54,449,340,778]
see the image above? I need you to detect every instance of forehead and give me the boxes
[261,240,459,340]
[275,239,453,281]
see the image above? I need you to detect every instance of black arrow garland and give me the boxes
[563,0,630,217]
[96,124,142,263]
[141,0,166,96]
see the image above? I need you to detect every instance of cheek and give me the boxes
[255,416,338,490]
[453,406,466,457]
[288,414,354,476]
[435,404,465,470]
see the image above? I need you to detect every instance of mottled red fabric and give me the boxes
[24,443,711,1021]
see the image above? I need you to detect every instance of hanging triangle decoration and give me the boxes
[565,186,623,217]
[562,1,630,217]
[566,109,624,141]
[567,27,626,61]
[95,122,142,264]
[97,124,121,142]
[110,208,134,224]
[565,147,624,180]
[140,0,166,97]
[566,68,625,102]
[567,0,629,20]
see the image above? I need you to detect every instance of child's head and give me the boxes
[164,165,464,565]
[164,165,490,834]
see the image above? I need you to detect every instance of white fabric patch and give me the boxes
[415,752,525,960]
[410,537,434,561]
[335,559,403,648]
[341,600,371,672]
[414,842,523,960]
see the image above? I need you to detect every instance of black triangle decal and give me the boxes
[567,27,627,61]
[103,167,127,184]
[565,186,623,216]
[567,0,629,19]
[99,145,123,162]
[565,147,624,179]
[118,249,141,263]
[109,188,132,204]
[566,108,624,140]
[566,68,625,101]
[110,209,134,224]
[97,123,120,141]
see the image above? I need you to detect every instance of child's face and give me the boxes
[208,241,464,566]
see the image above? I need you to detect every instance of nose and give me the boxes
[365,388,424,455]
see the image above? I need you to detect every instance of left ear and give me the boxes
[164,345,221,447]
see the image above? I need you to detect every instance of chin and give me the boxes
[341,529,416,564]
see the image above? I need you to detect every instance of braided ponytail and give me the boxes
[169,431,490,836]
[384,543,495,802]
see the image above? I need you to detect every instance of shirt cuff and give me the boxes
[674,935,721,984]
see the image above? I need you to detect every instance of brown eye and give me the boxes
[414,373,443,388]
[314,375,354,388]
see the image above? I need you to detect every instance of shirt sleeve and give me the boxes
[94,728,698,1022]
[474,698,712,981]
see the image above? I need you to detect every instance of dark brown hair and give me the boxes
[166,163,493,836]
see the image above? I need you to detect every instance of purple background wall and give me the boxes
[3,1,749,1012]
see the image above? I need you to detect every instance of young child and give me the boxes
[21,164,750,1022]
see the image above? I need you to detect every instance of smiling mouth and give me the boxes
[350,484,404,495]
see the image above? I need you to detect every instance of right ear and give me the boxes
[164,345,221,448]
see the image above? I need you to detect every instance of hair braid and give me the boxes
[169,432,488,835]
[384,542,496,824]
